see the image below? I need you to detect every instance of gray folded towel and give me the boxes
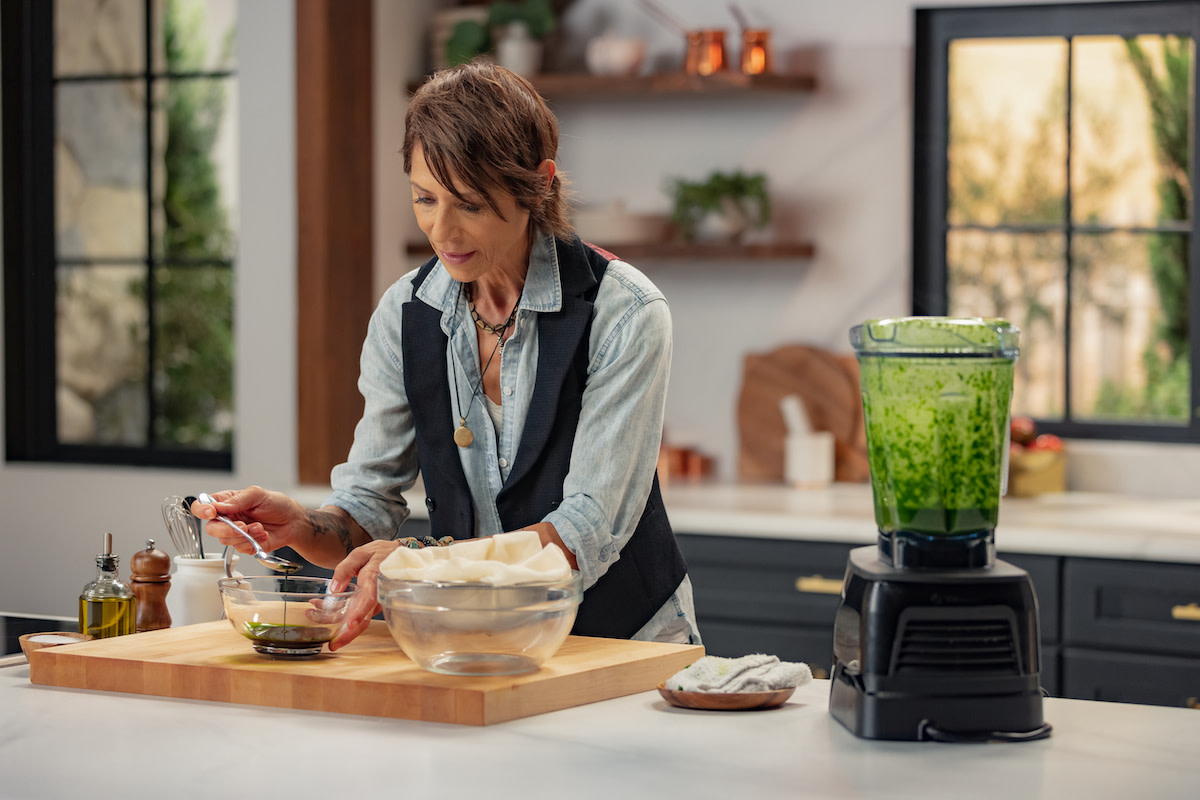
[667,654,813,693]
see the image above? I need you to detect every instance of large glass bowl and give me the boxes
[377,573,583,676]
[218,575,358,658]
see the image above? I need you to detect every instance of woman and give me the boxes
[194,61,699,650]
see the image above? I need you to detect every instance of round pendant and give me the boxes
[453,424,474,447]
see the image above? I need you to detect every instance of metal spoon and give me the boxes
[195,492,301,573]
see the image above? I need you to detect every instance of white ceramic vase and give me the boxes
[694,200,754,242]
[496,22,543,77]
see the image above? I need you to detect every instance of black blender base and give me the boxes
[828,546,1050,742]
[829,670,1048,742]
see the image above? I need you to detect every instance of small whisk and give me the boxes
[182,496,206,557]
[161,495,204,559]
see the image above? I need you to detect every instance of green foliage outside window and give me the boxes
[151,0,235,450]
[949,38,1191,424]
[1095,37,1192,420]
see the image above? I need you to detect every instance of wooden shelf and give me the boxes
[405,241,814,261]
[407,71,816,99]
[532,71,816,98]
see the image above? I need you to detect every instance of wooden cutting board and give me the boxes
[28,621,703,726]
[738,344,870,483]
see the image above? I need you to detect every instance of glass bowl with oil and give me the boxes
[218,575,359,657]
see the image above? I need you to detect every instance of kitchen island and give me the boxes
[1,653,1196,799]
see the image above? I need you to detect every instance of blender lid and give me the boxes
[850,316,1019,358]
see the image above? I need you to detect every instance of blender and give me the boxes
[828,317,1051,742]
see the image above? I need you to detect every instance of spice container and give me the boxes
[740,29,772,75]
[130,539,172,632]
[79,532,136,639]
[685,30,728,75]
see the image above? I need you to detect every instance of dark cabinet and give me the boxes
[1061,558,1200,706]
[1062,648,1200,707]
[677,535,853,678]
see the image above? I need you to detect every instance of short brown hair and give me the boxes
[402,60,574,240]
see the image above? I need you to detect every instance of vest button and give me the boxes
[425,496,436,512]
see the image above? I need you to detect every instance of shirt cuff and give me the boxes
[544,494,619,591]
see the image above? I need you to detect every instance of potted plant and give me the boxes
[446,0,558,76]
[666,171,771,242]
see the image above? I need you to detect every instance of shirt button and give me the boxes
[503,386,513,396]
[498,457,509,468]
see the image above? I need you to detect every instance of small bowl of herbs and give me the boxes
[218,575,358,658]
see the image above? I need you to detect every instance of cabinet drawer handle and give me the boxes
[795,575,843,595]
[1171,603,1200,622]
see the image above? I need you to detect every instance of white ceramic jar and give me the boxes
[586,35,646,77]
[166,553,238,627]
[496,22,543,77]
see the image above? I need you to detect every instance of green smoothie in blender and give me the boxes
[851,317,1019,567]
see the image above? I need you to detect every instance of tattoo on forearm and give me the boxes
[309,510,355,555]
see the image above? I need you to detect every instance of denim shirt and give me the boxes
[325,233,699,643]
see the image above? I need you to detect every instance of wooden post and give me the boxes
[295,0,374,484]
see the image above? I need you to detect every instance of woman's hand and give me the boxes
[327,540,401,651]
[518,521,578,570]
[190,486,305,556]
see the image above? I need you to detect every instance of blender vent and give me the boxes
[893,618,1019,674]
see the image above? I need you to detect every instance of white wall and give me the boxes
[2,0,1197,620]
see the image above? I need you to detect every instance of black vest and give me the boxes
[400,237,688,638]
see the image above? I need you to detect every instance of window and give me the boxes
[914,1,1200,443]
[2,0,237,469]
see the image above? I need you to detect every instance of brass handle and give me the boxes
[1171,603,1200,622]
[795,575,843,595]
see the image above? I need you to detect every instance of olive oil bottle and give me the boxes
[79,532,136,638]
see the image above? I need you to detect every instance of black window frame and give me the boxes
[2,0,234,470]
[913,0,1200,444]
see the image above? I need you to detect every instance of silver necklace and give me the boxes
[451,285,520,448]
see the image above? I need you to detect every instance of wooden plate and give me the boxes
[656,682,795,711]
[19,631,92,659]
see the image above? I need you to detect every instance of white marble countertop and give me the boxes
[296,481,1200,564]
[1,654,1196,799]
[658,482,1200,564]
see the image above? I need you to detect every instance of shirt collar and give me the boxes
[414,232,564,323]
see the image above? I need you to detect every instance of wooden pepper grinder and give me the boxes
[130,538,172,632]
